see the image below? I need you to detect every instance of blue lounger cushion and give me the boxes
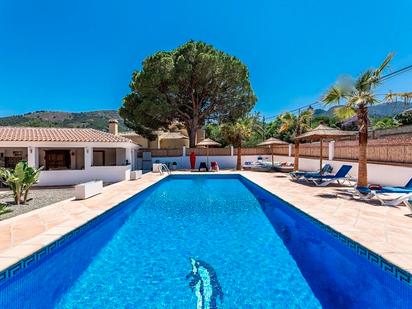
[306,165,352,180]
[291,164,333,178]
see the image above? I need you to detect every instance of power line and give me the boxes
[264,63,412,121]
[380,64,412,82]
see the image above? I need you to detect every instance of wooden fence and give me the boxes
[333,138,412,164]
[139,148,183,157]
[186,148,232,156]
[138,137,412,166]
[293,143,329,159]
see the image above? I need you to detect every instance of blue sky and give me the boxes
[1,0,412,118]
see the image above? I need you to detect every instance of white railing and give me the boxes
[159,163,171,175]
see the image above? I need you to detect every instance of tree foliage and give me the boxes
[372,117,399,129]
[311,115,338,128]
[278,110,313,139]
[395,111,412,125]
[120,40,257,146]
[220,116,256,170]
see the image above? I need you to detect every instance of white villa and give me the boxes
[0,120,139,186]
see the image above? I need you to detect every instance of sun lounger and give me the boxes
[353,186,412,210]
[273,162,294,173]
[377,178,412,194]
[305,165,353,187]
[242,161,273,172]
[290,164,333,181]
[371,192,412,208]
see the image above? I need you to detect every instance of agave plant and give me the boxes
[0,161,43,205]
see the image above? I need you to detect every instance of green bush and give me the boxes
[0,204,12,215]
[395,111,412,125]
[0,161,43,205]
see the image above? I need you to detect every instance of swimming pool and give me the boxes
[0,175,411,308]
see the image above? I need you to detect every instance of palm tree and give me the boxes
[385,91,412,106]
[322,53,394,186]
[221,117,255,170]
[279,109,313,171]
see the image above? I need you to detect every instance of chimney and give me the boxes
[108,119,119,135]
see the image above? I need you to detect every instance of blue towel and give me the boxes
[379,178,412,193]
[379,187,412,194]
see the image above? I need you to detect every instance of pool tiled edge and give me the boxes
[239,175,412,288]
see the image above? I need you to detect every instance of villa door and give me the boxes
[45,150,70,170]
[93,150,105,166]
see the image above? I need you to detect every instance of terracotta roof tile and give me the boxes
[0,127,133,143]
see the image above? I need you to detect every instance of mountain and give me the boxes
[313,101,412,118]
[0,110,128,132]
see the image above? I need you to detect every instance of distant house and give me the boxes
[116,123,205,149]
[0,121,139,186]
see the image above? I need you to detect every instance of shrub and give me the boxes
[0,161,43,205]
[395,111,412,125]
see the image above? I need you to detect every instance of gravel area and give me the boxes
[0,187,75,221]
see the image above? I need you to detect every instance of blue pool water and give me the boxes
[0,175,411,308]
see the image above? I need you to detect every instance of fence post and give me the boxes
[288,144,292,157]
[230,145,234,156]
[328,141,335,160]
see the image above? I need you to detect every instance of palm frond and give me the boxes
[374,52,394,77]
[299,109,313,123]
[400,92,412,104]
[333,106,356,120]
[278,112,294,133]
[347,92,378,107]
[355,70,373,92]
[385,90,396,102]
[322,85,348,105]
[369,53,394,88]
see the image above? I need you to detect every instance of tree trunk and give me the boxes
[188,117,199,148]
[189,128,197,148]
[294,140,300,171]
[236,145,242,170]
[357,105,368,187]
[23,189,30,204]
[14,189,21,205]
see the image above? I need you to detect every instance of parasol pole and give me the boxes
[271,145,274,167]
[320,138,323,174]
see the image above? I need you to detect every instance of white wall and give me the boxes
[148,154,412,186]
[149,155,278,170]
[37,165,131,186]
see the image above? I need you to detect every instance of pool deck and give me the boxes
[0,171,411,275]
